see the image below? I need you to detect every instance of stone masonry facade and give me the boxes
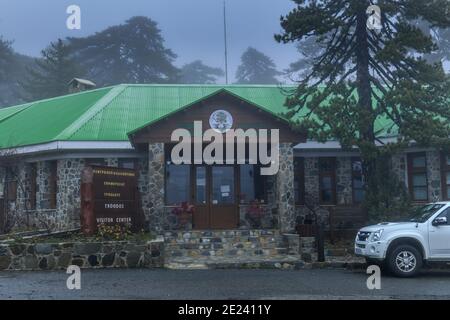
[0,148,449,234]
[277,143,296,232]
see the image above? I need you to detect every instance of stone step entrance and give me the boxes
[162,230,304,269]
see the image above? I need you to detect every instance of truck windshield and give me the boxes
[408,203,445,223]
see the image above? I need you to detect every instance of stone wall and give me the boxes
[2,147,449,235]
[391,153,407,187]
[137,157,151,215]
[277,143,296,233]
[304,157,319,205]
[336,157,353,205]
[56,159,85,230]
[147,143,165,232]
[0,239,164,271]
[426,150,442,201]
[294,156,345,228]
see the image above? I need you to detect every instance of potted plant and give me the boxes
[172,202,195,229]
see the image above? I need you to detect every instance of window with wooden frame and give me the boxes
[6,180,17,201]
[49,161,58,209]
[164,145,191,205]
[319,157,336,205]
[29,163,37,210]
[294,158,305,205]
[239,164,268,204]
[407,153,428,202]
[351,158,365,204]
[440,152,450,200]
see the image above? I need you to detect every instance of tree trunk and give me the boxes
[355,5,379,210]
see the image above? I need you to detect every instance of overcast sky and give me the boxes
[0,0,299,83]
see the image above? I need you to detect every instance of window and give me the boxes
[165,164,191,205]
[441,153,450,200]
[49,161,58,209]
[294,158,305,205]
[195,166,207,204]
[319,158,336,204]
[6,180,17,201]
[165,144,191,205]
[29,163,37,210]
[352,158,365,204]
[118,158,136,170]
[239,164,267,203]
[407,153,428,201]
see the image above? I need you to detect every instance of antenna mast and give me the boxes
[223,0,229,84]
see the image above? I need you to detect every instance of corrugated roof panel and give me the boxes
[0,87,113,148]
[0,84,399,149]
[69,85,222,141]
[0,103,33,122]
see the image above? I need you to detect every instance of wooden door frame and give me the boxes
[191,164,240,230]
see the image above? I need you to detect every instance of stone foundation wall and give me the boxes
[0,239,164,271]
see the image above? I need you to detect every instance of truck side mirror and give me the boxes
[432,216,448,226]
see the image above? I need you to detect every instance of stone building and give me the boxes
[0,84,447,236]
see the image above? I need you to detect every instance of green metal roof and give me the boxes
[0,84,396,149]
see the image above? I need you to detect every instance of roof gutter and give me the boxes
[0,141,134,157]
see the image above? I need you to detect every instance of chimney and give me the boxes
[68,78,96,93]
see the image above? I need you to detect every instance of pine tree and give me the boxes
[21,39,83,101]
[413,20,450,64]
[179,60,224,84]
[68,16,179,85]
[235,47,280,84]
[0,37,16,106]
[0,37,14,83]
[276,0,450,218]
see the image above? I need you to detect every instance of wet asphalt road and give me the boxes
[0,268,449,300]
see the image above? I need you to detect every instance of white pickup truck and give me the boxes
[355,202,450,277]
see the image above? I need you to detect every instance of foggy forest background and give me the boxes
[0,15,449,108]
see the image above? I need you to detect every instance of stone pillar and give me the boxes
[148,143,165,232]
[304,157,319,205]
[391,153,407,187]
[57,159,85,230]
[336,157,353,205]
[36,161,53,210]
[427,150,442,201]
[277,143,296,233]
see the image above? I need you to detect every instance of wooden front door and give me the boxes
[192,165,238,229]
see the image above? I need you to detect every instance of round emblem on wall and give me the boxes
[209,110,233,133]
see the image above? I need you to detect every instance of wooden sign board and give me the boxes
[80,166,144,235]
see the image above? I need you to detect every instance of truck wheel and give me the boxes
[387,245,423,277]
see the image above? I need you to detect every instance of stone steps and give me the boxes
[162,230,302,267]
[165,255,305,270]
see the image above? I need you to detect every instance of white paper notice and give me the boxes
[220,185,231,193]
